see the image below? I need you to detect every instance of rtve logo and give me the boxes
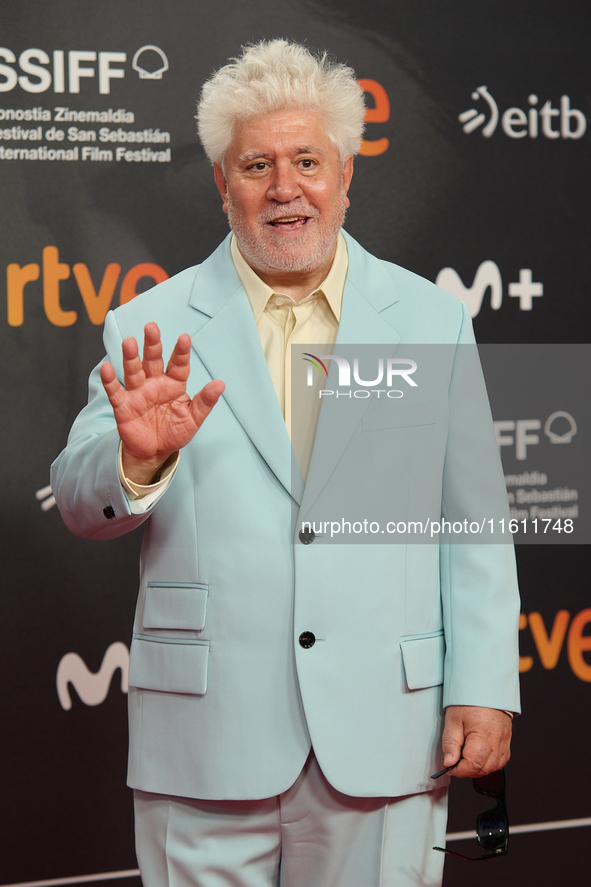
[0,45,169,95]
[459,85,587,139]
[6,246,169,326]
[520,609,591,682]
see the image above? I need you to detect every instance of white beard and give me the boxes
[227,195,347,277]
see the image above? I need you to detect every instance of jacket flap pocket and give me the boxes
[362,402,437,432]
[144,582,208,630]
[129,635,209,695]
[400,632,444,690]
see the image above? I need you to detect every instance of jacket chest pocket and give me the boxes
[362,401,437,432]
[143,582,208,631]
[399,631,444,690]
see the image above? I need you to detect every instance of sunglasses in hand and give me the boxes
[431,765,508,861]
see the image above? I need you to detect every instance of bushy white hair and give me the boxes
[196,39,366,165]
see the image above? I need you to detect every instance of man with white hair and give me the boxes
[52,39,520,887]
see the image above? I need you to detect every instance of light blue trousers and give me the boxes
[134,752,448,887]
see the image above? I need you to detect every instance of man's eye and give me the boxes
[248,162,268,171]
[299,159,316,169]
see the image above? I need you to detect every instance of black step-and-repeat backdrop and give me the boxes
[2,1,589,885]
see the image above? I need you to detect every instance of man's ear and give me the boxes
[213,163,229,213]
[342,155,354,209]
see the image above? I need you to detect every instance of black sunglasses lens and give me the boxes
[476,810,507,852]
[474,770,504,796]
[435,769,509,862]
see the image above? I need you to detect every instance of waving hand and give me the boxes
[100,322,225,485]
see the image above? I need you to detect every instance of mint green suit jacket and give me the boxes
[51,231,520,801]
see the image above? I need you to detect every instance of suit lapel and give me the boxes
[185,232,403,512]
[187,237,298,502]
[298,234,402,521]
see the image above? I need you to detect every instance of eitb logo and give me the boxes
[459,86,586,139]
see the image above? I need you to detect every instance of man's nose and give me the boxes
[266,163,303,202]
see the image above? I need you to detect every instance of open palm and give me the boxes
[100,322,224,482]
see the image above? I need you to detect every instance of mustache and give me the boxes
[258,203,321,224]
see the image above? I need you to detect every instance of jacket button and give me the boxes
[299,527,315,544]
[299,631,316,649]
[103,505,115,520]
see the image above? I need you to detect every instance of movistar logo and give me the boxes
[436,261,543,317]
[57,642,129,710]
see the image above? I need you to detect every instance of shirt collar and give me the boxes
[230,231,348,324]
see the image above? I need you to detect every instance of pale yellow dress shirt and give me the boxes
[230,232,347,479]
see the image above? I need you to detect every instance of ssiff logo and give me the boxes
[495,410,577,460]
[0,45,169,94]
[459,86,586,139]
[303,353,417,398]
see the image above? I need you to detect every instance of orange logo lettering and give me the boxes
[358,79,390,156]
[6,246,169,326]
[520,609,591,681]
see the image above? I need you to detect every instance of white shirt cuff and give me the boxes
[117,444,180,513]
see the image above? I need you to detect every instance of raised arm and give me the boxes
[52,316,224,540]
